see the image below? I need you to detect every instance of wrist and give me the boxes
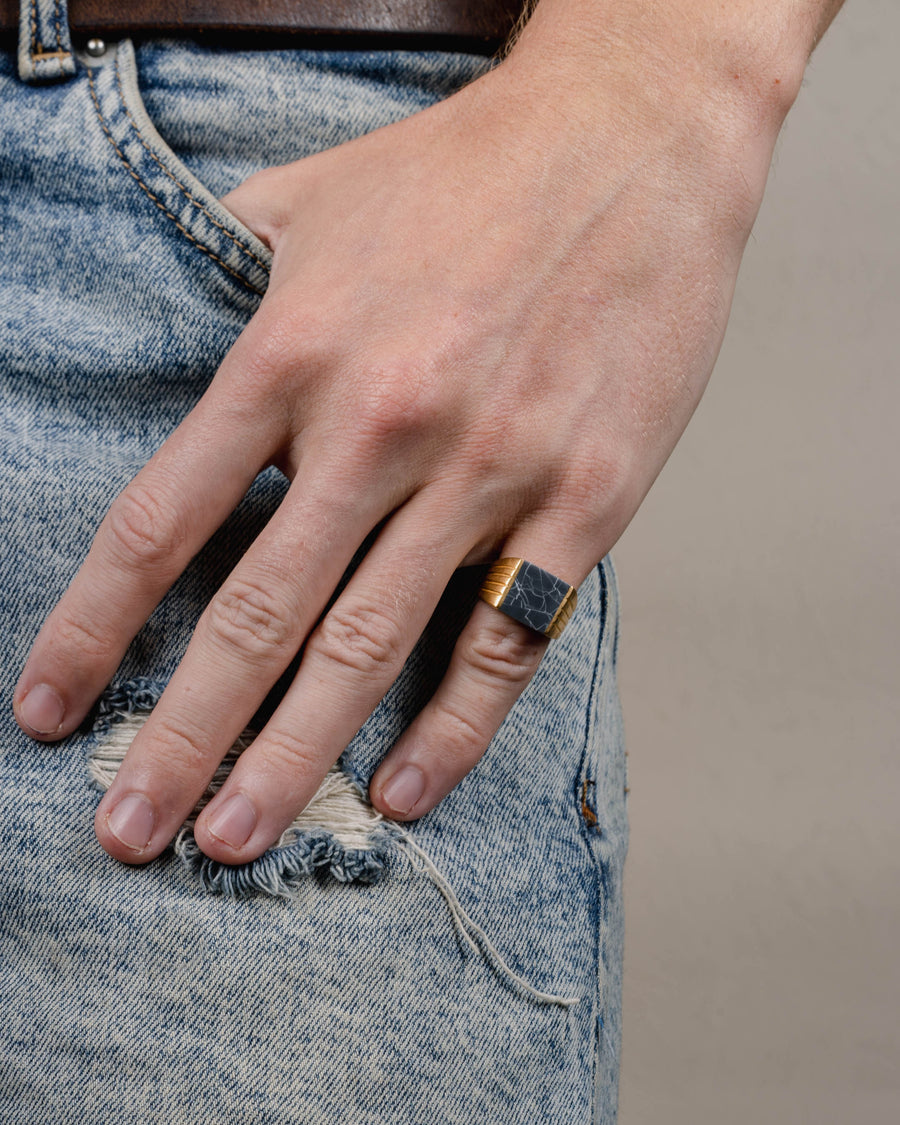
[464,0,822,244]
[501,0,814,136]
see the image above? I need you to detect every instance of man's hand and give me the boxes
[13,0,820,864]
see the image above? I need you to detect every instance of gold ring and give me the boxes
[478,557,577,640]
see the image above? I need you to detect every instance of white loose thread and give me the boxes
[394,830,579,1009]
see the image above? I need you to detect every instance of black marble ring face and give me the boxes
[498,561,572,635]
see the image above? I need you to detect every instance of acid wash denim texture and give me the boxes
[0,12,628,1123]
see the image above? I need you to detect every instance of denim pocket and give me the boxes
[85,39,272,299]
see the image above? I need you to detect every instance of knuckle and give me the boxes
[535,450,634,544]
[309,602,405,677]
[233,299,341,431]
[578,448,631,506]
[463,620,544,687]
[354,361,440,443]
[205,576,297,660]
[455,422,520,497]
[142,713,214,779]
[432,699,488,760]
[253,724,320,777]
[459,436,505,484]
[52,608,116,662]
[558,460,605,512]
[103,485,184,573]
[238,303,330,398]
[254,306,316,374]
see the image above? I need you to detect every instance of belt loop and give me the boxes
[18,0,77,83]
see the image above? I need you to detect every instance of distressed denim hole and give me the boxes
[88,678,388,897]
[87,680,579,1008]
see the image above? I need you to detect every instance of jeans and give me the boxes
[0,4,628,1120]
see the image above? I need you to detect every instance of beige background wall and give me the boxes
[615,2,899,1122]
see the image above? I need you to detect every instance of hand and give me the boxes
[13,1,803,864]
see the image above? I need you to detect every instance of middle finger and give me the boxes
[192,492,479,863]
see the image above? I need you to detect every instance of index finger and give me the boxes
[12,379,279,742]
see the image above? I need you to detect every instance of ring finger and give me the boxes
[369,533,590,821]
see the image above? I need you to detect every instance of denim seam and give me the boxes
[86,65,266,297]
[575,560,610,1122]
[578,561,609,793]
[112,55,271,276]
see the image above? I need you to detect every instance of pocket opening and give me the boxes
[85,40,272,298]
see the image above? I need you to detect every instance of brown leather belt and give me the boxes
[0,1,523,51]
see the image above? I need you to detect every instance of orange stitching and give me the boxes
[29,0,71,68]
[53,0,69,78]
[114,54,270,275]
[87,68,265,298]
[581,779,599,830]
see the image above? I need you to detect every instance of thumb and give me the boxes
[220,164,299,252]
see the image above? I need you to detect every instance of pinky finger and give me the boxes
[369,596,552,821]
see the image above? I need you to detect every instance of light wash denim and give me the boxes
[0,3,628,1120]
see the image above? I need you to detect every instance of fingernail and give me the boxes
[106,794,156,851]
[17,683,66,735]
[380,765,425,816]
[206,793,257,850]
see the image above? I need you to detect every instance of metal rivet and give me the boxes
[86,38,106,58]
